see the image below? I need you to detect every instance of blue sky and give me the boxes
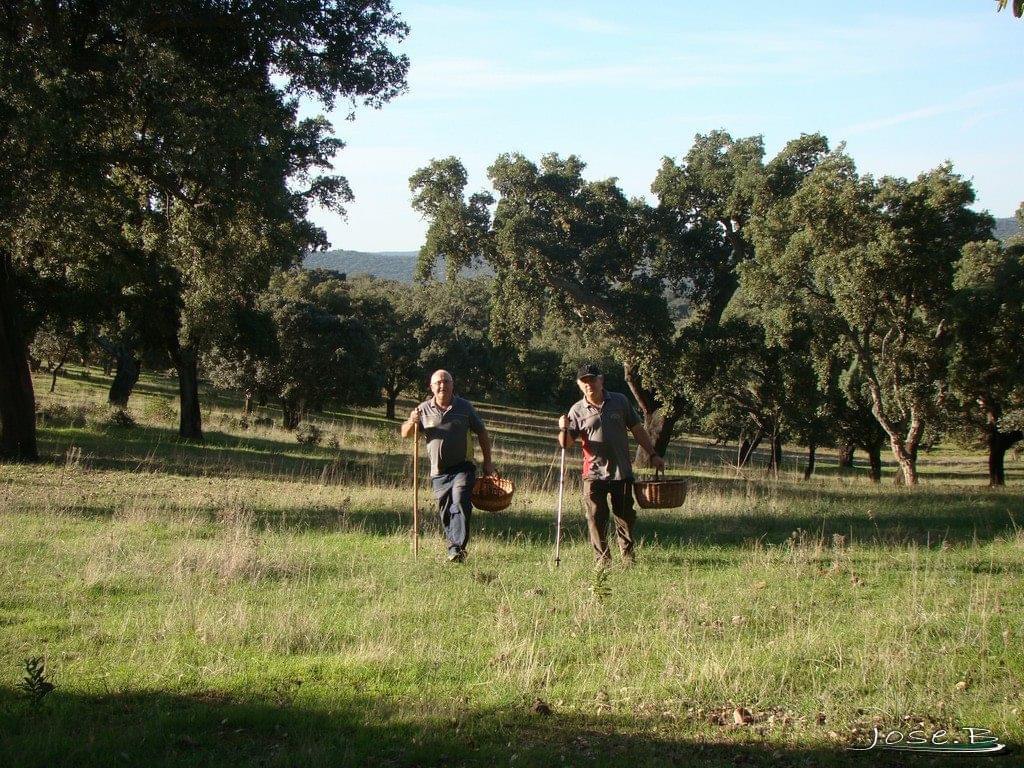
[307,1,1024,252]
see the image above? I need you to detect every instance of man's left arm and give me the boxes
[477,426,497,476]
[629,424,666,470]
[621,394,665,471]
[469,405,497,476]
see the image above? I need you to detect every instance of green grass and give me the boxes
[1,367,1021,766]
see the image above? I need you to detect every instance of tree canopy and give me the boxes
[997,0,1024,18]
[1,0,408,457]
[745,151,993,484]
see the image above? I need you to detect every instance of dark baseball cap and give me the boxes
[576,363,602,380]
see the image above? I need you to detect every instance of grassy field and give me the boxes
[1,367,1021,766]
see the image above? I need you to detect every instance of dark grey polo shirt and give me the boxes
[567,391,640,481]
[417,396,485,477]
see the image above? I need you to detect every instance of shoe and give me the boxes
[447,549,466,563]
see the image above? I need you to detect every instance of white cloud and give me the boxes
[540,10,624,35]
[405,11,997,100]
[408,56,720,94]
[960,108,1008,131]
[842,79,1024,135]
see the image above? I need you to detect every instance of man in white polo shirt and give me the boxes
[401,369,496,562]
[558,364,665,566]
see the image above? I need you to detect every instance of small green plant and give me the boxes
[98,406,136,429]
[140,397,177,424]
[18,657,55,704]
[373,425,399,451]
[217,413,248,430]
[36,403,87,428]
[295,422,322,445]
[589,567,612,601]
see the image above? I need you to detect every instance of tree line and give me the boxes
[29,267,625,426]
[409,136,1024,486]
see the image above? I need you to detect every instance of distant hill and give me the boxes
[304,250,418,281]
[310,219,1021,281]
[994,217,1020,243]
[304,249,491,282]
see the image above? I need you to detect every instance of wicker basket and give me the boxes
[472,476,515,512]
[633,469,688,509]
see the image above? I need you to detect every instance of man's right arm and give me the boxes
[557,413,575,449]
[400,407,420,439]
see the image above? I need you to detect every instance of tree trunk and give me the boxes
[635,409,663,465]
[803,442,816,480]
[623,362,656,416]
[652,407,680,460]
[623,361,663,468]
[867,445,882,483]
[385,388,399,420]
[243,392,252,417]
[108,349,140,407]
[856,346,922,485]
[0,251,38,461]
[737,428,763,468]
[281,396,304,430]
[888,434,918,485]
[49,363,63,393]
[838,442,854,469]
[170,344,203,441]
[768,431,782,476]
[988,429,1023,487]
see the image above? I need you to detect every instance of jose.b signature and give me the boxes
[849,725,1006,754]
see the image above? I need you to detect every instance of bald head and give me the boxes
[430,369,453,386]
[430,369,454,406]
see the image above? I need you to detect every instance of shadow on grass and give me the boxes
[44,486,1021,556]
[38,424,412,484]
[33,421,1021,549]
[34,418,996,492]
[1,687,992,768]
[441,495,1020,551]
[45,368,1022,486]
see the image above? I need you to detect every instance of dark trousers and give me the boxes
[583,478,636,562]
[431,462,475,556]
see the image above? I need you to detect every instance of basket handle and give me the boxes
[638,466,664,481]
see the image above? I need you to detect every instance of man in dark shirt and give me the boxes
[401,369,496,562]
[558,364,665,566]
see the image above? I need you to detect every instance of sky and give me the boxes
[305,1,1024,252]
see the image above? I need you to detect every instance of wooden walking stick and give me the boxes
[412,420,420,557]
[554,445,565,567]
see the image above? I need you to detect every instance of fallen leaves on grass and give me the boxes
[732,707,753,725]
[530,698,552,716]
[702,703,798,729]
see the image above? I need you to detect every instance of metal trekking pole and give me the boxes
[554,445,566,567]
[412,420,420,557]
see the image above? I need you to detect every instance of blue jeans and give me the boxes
[431,462,475,555]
